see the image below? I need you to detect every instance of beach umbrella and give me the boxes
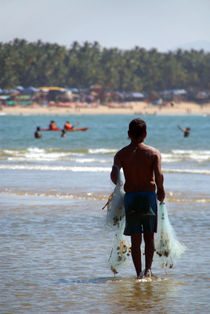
[7,89,17,93]
[16,86,24,91]
[131,92,144,98]
[67,88,79,93]
[173,89,187,95]
[39,86,66,91]
[7,89,19,94]
[22,86,40,94]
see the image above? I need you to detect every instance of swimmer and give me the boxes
[61,129,66,138]
[177,125,191,137]
[34,126,42,139]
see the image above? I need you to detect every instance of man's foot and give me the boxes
[136,271,144,280]
[144,269,152,277]
[144,269,157,279]
[137,269,157,281]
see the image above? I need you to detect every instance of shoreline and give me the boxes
[1,101,210,115]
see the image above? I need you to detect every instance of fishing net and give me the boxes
[107,218,131,274]
[102,167,125,229]
[155,202,186,269]
[102,167,131,274]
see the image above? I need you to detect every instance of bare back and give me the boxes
[114,142,162,192]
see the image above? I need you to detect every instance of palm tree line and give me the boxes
[0,39,209,93]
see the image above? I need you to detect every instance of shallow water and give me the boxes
[0,114,210,313]
[0,193,209,313]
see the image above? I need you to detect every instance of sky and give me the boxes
[0,0,210,52]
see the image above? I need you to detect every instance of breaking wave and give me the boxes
[0,164,210,175]
[1,147,210,163]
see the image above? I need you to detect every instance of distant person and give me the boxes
[49,120,57,130]
[177,125,191,137]
[110,118,165,279]
[64,121,73,130]
[34,126,42,139]
[61,129,66,138]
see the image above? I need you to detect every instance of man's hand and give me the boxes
[157,188,165,203]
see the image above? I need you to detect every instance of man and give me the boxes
[34,126,42,139]
[64,121,73,130]
[110,118,165,279]
[49,120,57,130]
[61,129,66,138]
[177,125,191,137]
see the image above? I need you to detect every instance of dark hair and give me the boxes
[129,118,147,139]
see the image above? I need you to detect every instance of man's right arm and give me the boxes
[110,153,121,185]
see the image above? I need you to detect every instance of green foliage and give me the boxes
[0,39,209,91]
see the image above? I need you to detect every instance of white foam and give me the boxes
[88,148,117,154]
[162,153,181,163]
[0,164,210,175]
[0,164,111,172]
[74,158,108,163]
[4,147,70,161]
[162,150,210,163]
[163,168,210,175]
[2,147,114,162]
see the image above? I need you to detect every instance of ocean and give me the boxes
[0,113,210,313]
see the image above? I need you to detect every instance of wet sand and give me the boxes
[1,101,210,115]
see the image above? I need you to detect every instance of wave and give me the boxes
[1,147,210,165]
[0,164,111,172]
[0,164,210,175]
[163,168,210,175]
[1,189,209,204]
[0,189,107,201]
[88,148,117,154]
[0,147,116,161]
[162,150,210,163]
[0,147,68,161]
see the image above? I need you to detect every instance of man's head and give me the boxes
[128,118,147,140]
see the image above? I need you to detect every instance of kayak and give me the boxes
[41,127,88,132]
[66,127,88,132]
[41,128,61,131]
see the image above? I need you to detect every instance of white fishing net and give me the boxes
[107,218,131,274]
[103,171,125,229]
[102,167,131,274]
[155,203,186,269]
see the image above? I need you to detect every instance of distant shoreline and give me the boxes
[1,101,210,116]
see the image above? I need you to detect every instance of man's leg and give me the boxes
[144,232,155,275]
[131,234,142,278]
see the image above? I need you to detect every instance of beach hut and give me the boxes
[39,87,66,102]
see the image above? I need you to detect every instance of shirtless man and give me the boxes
[177,125,191,137]
[61,129,66,138]
[110,118,165,279]
[34,126,42,139]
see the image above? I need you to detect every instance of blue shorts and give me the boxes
[124,191,157,235]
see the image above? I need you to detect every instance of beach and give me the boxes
[0,113,210,313]
[1,101,210,115]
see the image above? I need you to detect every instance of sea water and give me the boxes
[0,113,210,313]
